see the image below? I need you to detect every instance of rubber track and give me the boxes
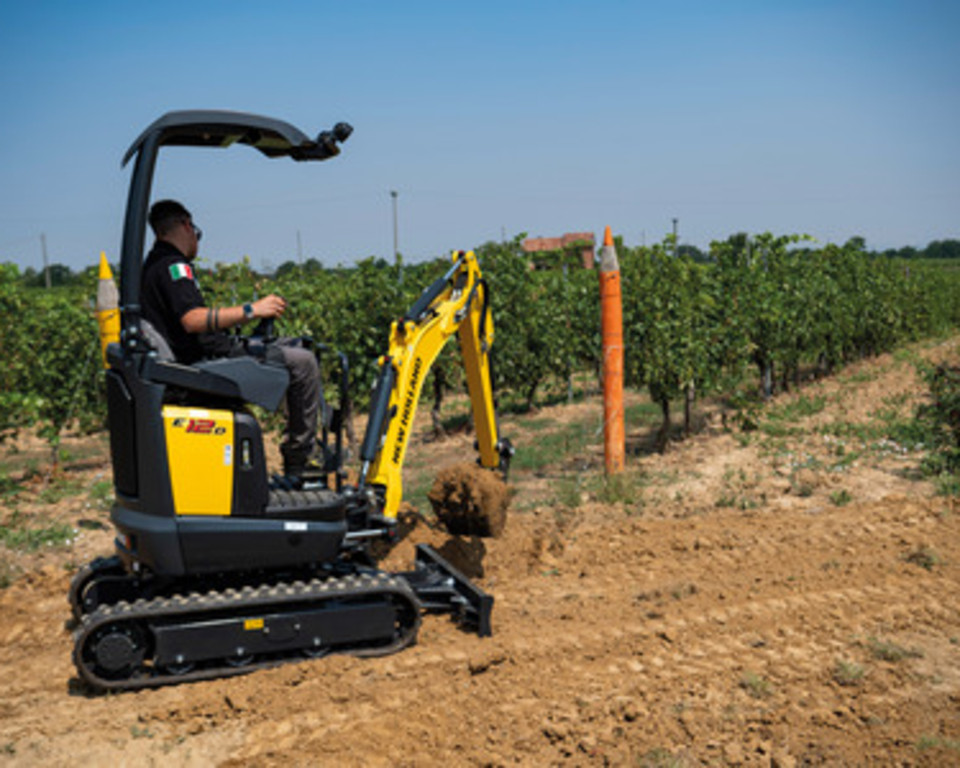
[73,572,420,692]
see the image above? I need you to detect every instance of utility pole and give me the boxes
[672,218,679,258]
[296,230,303,264]
[41,233,50,288]
[391,190,401,285]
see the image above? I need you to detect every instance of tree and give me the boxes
[925,240,960,260]
[22,263,76,288]
[275,260,299,279]
[677,244,708,263]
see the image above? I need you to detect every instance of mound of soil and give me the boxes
[428,463,509,537]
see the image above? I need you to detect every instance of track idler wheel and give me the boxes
[83,621,148,681]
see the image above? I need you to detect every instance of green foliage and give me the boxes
[283,257,407,408]
[2,231,960,457]
[915,364,960,470]
[766,394,827,423]
[866,636,922,662]
[477,238,598,408]
[270,256,452,409]
[0,279,104,446]
[833,659,865,686]
[614,230,960,443]
[739,671,773,699]
[0,471,21,500]
[702,235,958,397]
[0,557,19,589]
[38,476,83,504]
[509,419,592,473]
[829,489,853,507]
[584,470,648,506]
[875,238,960,261]
[904,546,940,571]
[916,735,960,753]
[622,242,715,412]
[637,748,688,768]
[0,515,75,552]
[88,479,114,510]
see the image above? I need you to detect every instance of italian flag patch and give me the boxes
[169,263,194,281]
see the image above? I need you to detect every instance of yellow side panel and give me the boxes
[163,406,234,516]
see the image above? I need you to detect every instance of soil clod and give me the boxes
[428,463,509,538]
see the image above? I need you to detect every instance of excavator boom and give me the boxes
[359,250,510,520]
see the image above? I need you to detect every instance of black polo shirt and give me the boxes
[141,241,232,363]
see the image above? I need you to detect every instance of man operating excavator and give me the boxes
[140,199,322,479]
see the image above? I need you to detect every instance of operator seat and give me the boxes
[138,318,290,411]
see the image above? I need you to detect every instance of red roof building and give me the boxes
[522,232,596,269]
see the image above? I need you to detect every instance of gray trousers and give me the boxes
[273,339,322,464]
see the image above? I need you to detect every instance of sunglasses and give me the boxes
[183,218,202,242]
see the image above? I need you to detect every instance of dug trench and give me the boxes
[0,338,959,766]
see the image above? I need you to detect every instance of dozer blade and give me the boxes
[397,544,494,637]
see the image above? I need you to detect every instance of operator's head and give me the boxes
[148,199,201,260]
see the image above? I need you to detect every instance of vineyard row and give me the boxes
[2,234,958,447]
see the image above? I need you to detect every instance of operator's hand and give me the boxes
[253,294,287,319]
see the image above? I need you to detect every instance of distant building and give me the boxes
[522,232,596,269]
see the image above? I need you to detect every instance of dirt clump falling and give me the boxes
[428,462,509,537]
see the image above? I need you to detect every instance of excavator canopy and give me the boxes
[119,110,351,310]
[122,110,352,166]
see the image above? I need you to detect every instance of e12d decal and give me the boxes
[171,417,227,435]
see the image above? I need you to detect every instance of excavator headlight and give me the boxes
[332,122,353,143]
[316,122,352,154]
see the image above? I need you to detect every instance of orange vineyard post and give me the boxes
[599,226,625,474]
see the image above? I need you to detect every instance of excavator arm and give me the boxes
[358,250,512,521]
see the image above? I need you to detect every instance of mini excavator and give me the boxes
[70,111,513,691]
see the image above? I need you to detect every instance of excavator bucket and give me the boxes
[428,463,509,538]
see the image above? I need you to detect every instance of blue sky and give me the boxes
[1,1,958,272]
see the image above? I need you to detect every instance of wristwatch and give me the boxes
[243,303,255,321]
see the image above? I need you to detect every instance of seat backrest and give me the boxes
[140,318,176,362]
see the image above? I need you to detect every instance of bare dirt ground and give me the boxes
[1,339,959,766]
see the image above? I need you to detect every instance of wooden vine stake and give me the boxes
[599,226,625,474]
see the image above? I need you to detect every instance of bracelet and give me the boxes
[214,307,220,331]
[206,308,214,333]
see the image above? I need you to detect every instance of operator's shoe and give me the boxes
[283,452,326,483]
